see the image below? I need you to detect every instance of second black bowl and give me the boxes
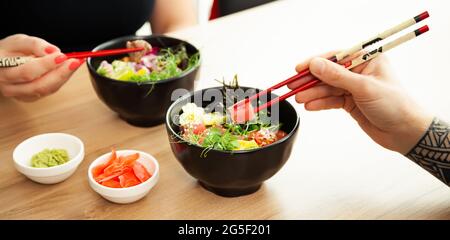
[166,87,300,197]
[87,35,201,127]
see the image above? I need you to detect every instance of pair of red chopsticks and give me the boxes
[232,11,430,114]
[0,47,144,68]
[64,47,143,59]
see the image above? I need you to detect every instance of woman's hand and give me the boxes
[0,34,83,102]
[288,52,433,154]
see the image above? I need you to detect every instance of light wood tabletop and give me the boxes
[1,0,450,219]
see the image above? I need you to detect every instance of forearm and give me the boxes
[150,0,197,34]
[406,117,450,186]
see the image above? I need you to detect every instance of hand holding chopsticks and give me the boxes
[0,34,145,101]
[232,11,430,114]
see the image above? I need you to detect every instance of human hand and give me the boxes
[288,52,433,154]
[0,34,83,102]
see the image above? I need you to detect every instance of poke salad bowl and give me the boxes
[87,35,201,127]
[165,86,300,197]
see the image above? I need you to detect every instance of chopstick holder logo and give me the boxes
[362,46,383,61]
[361,38,383,49]
[0,57,28,67]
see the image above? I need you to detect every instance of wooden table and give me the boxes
[1,0,450,220]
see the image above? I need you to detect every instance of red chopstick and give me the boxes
[65,47,144,59]
[254,78,320,113]
[231,11,430,114]
[232,56,337,111]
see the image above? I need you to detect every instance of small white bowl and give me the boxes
[13,133,85,184]
[88,150,159,204]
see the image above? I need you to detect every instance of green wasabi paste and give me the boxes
[31,148,69,168]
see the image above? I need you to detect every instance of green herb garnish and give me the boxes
[201,127,240,151]
[137,45,199,82]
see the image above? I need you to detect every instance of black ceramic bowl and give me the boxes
[165,87,300,197]
[87,35,200,127]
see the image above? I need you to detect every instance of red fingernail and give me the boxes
[69,60,82,71]
[54,55,67,64]
[45,46,57,54]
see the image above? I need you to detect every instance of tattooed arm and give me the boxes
[406,118,450,185]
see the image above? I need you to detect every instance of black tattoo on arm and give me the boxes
[406,118,450,186]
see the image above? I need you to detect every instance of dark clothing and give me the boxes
[218,0,276,16]
[1,0,155,52]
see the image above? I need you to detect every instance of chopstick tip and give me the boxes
[415,11,430,22]
[415,25,430,36]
